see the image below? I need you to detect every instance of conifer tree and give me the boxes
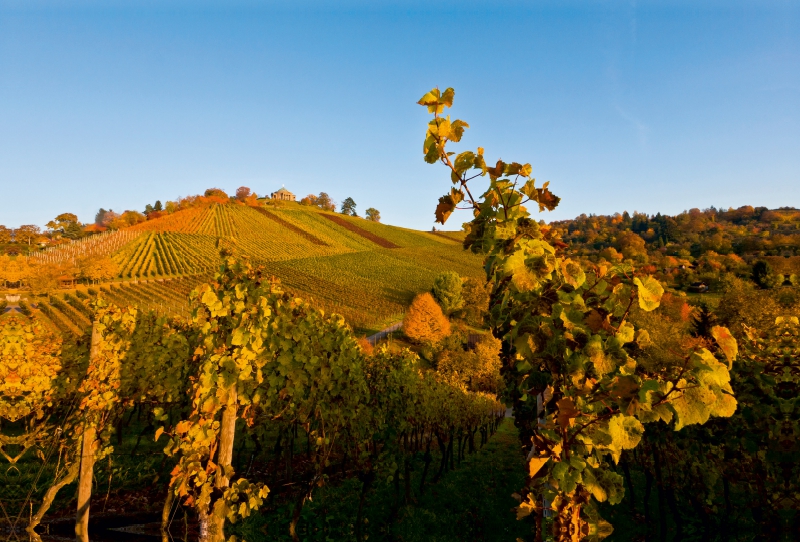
[432,271,464,314]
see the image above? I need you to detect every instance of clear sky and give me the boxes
[1,0,798,230]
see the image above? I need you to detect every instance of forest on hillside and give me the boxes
[553,205,800,291]
[0,87,797,542]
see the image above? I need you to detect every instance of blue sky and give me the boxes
[1,1,798,230]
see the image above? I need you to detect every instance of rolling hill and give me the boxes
[27,202,482,333]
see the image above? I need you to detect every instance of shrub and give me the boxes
[437,333,502,393]
[356,337,374,356]
[752,260,783,289]
[17,300,31,316]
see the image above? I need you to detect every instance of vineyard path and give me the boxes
[366,321,402,345]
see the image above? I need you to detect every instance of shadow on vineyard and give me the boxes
[229,418,530,542]
[21,417,778,542]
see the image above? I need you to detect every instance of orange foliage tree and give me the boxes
[78,256,119,284]
[402,292,450,344]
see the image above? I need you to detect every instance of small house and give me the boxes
[270,187,296,202]
[687,282,708,293]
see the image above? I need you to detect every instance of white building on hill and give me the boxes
[270,187,296,201]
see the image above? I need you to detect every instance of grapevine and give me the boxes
[418,87,739,541]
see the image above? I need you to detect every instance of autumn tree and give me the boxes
[63,223,84,239]
[107,211,146,230]
[365,208,381,222]
[403,292,451,344]
[0,226,11,244]
[690,302,717,338]
[460,277,490,326]
[615,230,647,261]
[204,188,229,200]
[316,192,335,211]
[599,246,623,262]
[472,334,503,390]
[26,263,61,296]
[79,256,119,283]
[340,197,357,216]
[46,213,82,239]
[300,194,318,206]
[145,200,165,217]
[437,333,502,392]
[15,225,40,246]
[235,186,252,201]
[432,271,464,315]
[715,276,782,330]
[99,210,119,228]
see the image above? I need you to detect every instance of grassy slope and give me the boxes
[105,203,481,332]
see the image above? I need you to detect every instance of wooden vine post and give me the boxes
[75,322,101,541]
[74,304,137,541]
[75,425,97,541]
[163,252,271,542]
[209,385,238,539]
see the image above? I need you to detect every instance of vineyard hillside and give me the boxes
[29,202,478,333]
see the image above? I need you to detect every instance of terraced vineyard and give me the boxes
[112,232,218,278]
[320,213,400,248]
[34,202,479,333]
[29,229,142,265]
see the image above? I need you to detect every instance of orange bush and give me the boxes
[403,292,451,344]
[356,337,374,356]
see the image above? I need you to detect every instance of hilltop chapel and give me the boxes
[270,187,296,201]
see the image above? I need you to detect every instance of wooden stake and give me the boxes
[209,384,238,541]
[75,321,102,541]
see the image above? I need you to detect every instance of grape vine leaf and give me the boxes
[711,325,737,367]
[632,276,664,312]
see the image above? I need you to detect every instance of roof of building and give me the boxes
[273,187,294,194]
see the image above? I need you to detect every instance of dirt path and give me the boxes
[366,321,402,345]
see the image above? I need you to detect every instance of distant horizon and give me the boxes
[2,185,796,232]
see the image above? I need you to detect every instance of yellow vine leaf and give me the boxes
[711,326,738,367]
[633,276,664,312]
